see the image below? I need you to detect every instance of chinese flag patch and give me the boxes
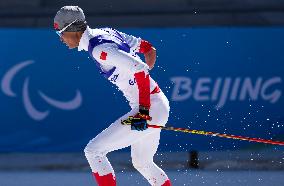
[54,22,59,30]
[100,51,108,60]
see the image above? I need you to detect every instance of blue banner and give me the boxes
[0,28,283,152]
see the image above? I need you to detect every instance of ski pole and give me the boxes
[121,121,284,146]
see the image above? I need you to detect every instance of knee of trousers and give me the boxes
[132,158,154,170]
[84,141,106,159]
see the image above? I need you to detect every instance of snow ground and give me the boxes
[0,170,283,186]
[0,149,283,186]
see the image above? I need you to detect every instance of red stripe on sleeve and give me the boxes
[138,40,152,54]
[134,71,151,109]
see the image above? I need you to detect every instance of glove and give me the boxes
[122,106,152,131]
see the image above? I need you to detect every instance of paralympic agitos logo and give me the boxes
[1,60,82,121]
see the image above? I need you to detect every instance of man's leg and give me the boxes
[131,130,172,186]
[84,108,158,186]
[131,92,171,186]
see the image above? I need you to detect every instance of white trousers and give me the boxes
[84,92,170,186]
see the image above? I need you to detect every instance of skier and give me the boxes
[54,6,171,186]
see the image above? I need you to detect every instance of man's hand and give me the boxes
[122,107,152,131]
[144,47,156,70]
[131,113,149,131]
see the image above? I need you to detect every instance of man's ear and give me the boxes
[76,31,84,40]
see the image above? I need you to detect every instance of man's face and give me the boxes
[60,32,80,49]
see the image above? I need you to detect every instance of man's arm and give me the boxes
[118,31,157,70]
[92,43,149,73]
[92,43,152,130]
